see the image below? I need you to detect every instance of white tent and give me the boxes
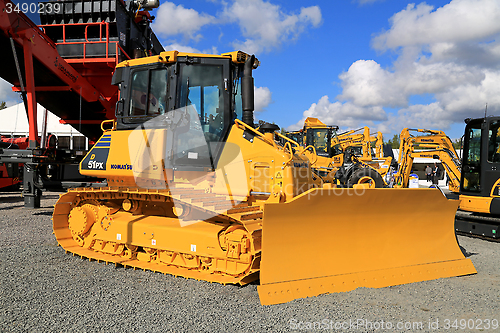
[0,102,87,149]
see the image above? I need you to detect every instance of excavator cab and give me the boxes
[461,118,500,212]
[456,117,500,239]
[461,119,483,192]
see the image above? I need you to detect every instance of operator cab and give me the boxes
[305,126,339,158]
[111,51,258,171]
[461,117,500,198]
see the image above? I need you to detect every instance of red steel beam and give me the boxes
[12,86,72,92]
[0,0,113,110]
[59,120,104,124]
[23,37,38,148]
[65,58,117,65]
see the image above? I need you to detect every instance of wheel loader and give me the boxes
[282,117,393,187]
[52,50,476,305]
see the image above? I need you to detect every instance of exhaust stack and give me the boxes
[241,55,255,127]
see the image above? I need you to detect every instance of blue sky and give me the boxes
[2,0,500,140]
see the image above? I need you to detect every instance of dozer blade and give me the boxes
[258,188,476,305]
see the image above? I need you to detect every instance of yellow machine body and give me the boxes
[53,51,475,305]
[459,178,500,213]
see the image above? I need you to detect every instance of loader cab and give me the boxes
[305,126,339,158]
[461,117,500,199]
[112,52,256,170]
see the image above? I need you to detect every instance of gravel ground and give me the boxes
[0,191,499,333]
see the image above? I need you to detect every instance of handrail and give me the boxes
[101,119,116,132]
[299,145,317,166]
[282,141,294,165]
[275,132,300,147]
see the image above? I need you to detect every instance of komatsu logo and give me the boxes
[111,163,133,170]
[88,160,104,169]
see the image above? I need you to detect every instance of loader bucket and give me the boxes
[258,188,476,305]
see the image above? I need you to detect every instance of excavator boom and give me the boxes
[394,128,461,192]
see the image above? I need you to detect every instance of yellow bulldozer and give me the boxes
[52,50,475,305]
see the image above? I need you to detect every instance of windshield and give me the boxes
[306,128,329,156]
[488,121,500,163]
[462,122,482,192]
[178,64,226,143]
[290,133,303,145]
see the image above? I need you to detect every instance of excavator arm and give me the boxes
[394,128,461,192]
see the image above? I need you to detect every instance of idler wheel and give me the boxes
[122,199,139,212]
[172,203,191,219]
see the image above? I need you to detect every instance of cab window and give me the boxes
[178,64,225,142]
[127,68,167,121]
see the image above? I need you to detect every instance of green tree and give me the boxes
[0,101,6,110]
[452,138,462,150]
[386,134,400,149]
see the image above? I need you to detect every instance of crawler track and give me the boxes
[455,210,500,242]
[53,187,263,285]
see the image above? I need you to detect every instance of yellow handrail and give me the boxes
[284,141,294,165]
[101,119,116,132]
[299,145,318,166]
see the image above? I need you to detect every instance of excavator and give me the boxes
[52,50,476,305]
[382,125,499,240]
[393,128,461,193]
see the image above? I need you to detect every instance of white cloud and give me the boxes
[221,0,322,54]
[288,95,387,131]
[161,43,219,55]
[254,86,272,112]
[435,70,500,119]
[338,58,485,109]
[153,1,321,55]
[301,0,500,136]
[372,1,500,51]
[152,2,215,41]
[162,43,202,53]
